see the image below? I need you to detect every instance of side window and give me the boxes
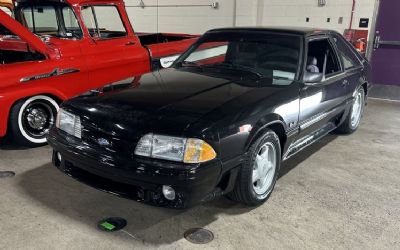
[333,34,362,70]
[62,7,83,38]
[307,38,341,77]
[22,6,58,34]
[81,5,127,39]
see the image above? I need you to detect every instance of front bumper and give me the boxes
[47,128,223,208]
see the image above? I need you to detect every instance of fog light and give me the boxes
[162,185,176,201]
[57,152,62,162]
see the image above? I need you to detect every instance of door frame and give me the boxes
[366,0,381,61]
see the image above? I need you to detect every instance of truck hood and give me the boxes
[65,69,282,139]
[0,9,49,56]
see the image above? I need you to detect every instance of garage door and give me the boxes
[371,0,400,86]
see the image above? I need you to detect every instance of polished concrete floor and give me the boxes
[1,99,399,250]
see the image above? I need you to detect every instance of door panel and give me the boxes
[81,5,149,87]
[299,74,348,137]
[298,37,348,139]
[371,0,400,86]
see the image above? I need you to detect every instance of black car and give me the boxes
[48,27,371,208]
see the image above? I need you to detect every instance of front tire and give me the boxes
[336,86,365,134]
[229,130,281,206]
[8,95,59,147]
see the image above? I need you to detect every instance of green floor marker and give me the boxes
[97,217,127,232]
[101,222,116,231]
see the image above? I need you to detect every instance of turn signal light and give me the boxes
[184,138,217,163]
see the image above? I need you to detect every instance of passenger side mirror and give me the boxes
[304,72,324,85]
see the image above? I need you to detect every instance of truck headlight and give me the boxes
[56,108,82,139]
[134,133,216,163]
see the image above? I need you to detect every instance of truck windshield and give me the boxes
[176,31,302,84]
[19,5,82,39]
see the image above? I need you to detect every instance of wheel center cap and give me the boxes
[27,108,48,129]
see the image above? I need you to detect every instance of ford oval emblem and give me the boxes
[97,138,111,146]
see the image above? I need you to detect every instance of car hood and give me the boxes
[65,68,282,139]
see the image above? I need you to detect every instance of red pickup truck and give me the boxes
[0,0,198,146]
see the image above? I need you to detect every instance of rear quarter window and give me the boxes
[333,34,362,70]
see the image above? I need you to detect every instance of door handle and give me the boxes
[377,40,400,46]
[125,41,136,46]
[374,35,381,49]
[342,80,349,87]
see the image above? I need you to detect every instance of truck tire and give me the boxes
[336,86,365,134]
[229,130,281,206]
[8,95,59,147]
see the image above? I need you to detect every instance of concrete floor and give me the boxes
[1,99,400,250]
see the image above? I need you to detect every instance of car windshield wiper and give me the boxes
[205,63,264,78]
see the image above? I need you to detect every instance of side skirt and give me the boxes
[283,122,337,161]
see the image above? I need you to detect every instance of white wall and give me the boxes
[125,0,236,34]
[124,0,377,35]
[257,0,376,34]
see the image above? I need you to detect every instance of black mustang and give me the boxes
[48,28,371,208]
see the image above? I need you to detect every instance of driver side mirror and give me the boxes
[304,72,324,85]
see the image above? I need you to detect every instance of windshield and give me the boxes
[19,5,82,39]
[176,31,302,85]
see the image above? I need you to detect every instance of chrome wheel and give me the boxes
[252,142,277,198]
[350,89,364,129]
[22,102,54,138]
[16,95,59,144]
[26,107,49,131]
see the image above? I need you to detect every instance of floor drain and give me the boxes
[184,228,214,244]
[97,217,127,232]
[0,171,15,178]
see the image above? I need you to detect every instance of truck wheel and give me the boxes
[9,95,59,147]
[336,87,365,134]
[229,130,281,206]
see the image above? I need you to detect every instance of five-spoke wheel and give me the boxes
[252,142,277,199]
[229,130,281,206]
[337,86,365,134]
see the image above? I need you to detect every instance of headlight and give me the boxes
[56,108,82,138]
[134,133,216,163]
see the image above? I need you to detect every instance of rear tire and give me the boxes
[229,130,281,206]
[8,95,59,147]
[336,87,365,134]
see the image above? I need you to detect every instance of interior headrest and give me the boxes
[308,56,317,66]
